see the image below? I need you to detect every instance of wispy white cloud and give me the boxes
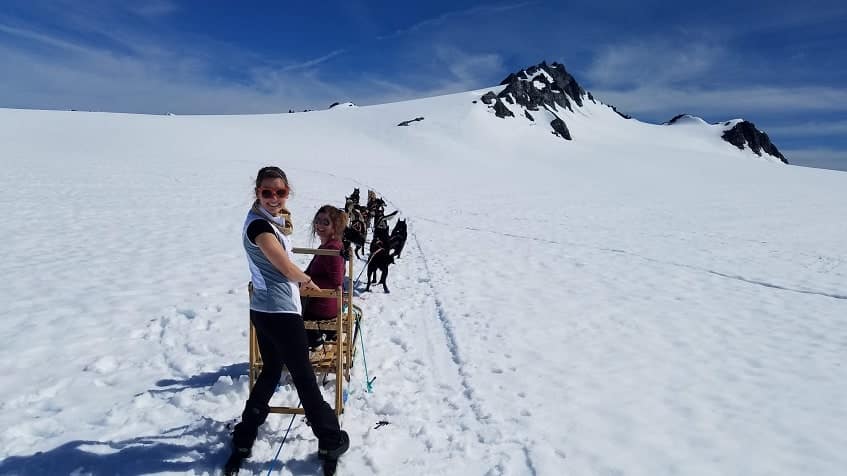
[583,36,847,124]
[280,49,347,72]
[323,44,505,108]
[585,40,725,88]
[433,45,504,89]
[349,46,505,105]
[0,18,504,114]
[128,1,179,18]
[360,76,418,98]
[783,147,847,172]
[376,2,536,40]
[592,85,847,120]
[765,120,847,137]
[0,22,345,114]
[0,1,523,113]
[737,5,847,34]
[0,23,102,56]
[784,147,847,161]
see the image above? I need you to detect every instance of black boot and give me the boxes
[323,458,339,476]
[318,429,349,461]
[224,450,247,475]
[228,401,270,463]
[319,430,349,475]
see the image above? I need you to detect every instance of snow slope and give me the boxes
[0,90,845,476]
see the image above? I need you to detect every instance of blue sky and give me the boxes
[1,1,845,171]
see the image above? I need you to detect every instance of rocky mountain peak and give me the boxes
[474,61,789,166]
[662,114,789,164]
[497,61,587,113]
[478,61,593,140]
[721,120,788,164]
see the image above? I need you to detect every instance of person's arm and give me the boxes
[255,233,320,291]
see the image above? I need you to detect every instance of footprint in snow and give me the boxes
[177,308,197,319]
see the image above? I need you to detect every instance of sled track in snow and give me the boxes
[411,232,490,426]
[417,216,847,302]
[703,269,847,300]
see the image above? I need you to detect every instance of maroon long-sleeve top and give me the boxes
[304,239,345,319]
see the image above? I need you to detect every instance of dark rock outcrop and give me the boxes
[721,121,788,164]
[666,114,689,124]
[471,60,790,160]
[397,117,424,127]
[478,61,588,139]
[497,61,586,113]
[550,118,571,140]
[610,106,631,120]
[493,98,514,118]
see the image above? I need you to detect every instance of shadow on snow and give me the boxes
[150,362,249,395]
[0,362,327,474]
[0,420,228,475]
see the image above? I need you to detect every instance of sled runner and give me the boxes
[248,246,360,416]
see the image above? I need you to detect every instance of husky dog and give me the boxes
[343,225,366,260]
[368,197,386,229]
[353,204,371,230]
[366,228,394,293]
[389,219,407,259]
[344,188,360,215]
[374,209,398,234]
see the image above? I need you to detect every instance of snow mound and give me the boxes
[664,114,709,126]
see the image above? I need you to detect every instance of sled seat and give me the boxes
[248,246,357,416]
[303,303,363,380]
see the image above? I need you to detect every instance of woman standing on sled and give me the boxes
[226,166,348,475]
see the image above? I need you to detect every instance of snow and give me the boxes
[1,89,845,476]
[526,68,554,84]
[665,114,709,126]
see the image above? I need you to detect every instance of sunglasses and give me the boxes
[259,187,288,199]
[314,218,331,226]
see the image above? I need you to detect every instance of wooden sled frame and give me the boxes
[248,247,357,416]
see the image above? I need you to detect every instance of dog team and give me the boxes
[341,188,406,293]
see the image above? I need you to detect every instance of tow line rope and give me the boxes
[266,404,299,476]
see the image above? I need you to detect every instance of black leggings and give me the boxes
[237,310,340,446]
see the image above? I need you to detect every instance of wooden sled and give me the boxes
[248,246,359,416]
